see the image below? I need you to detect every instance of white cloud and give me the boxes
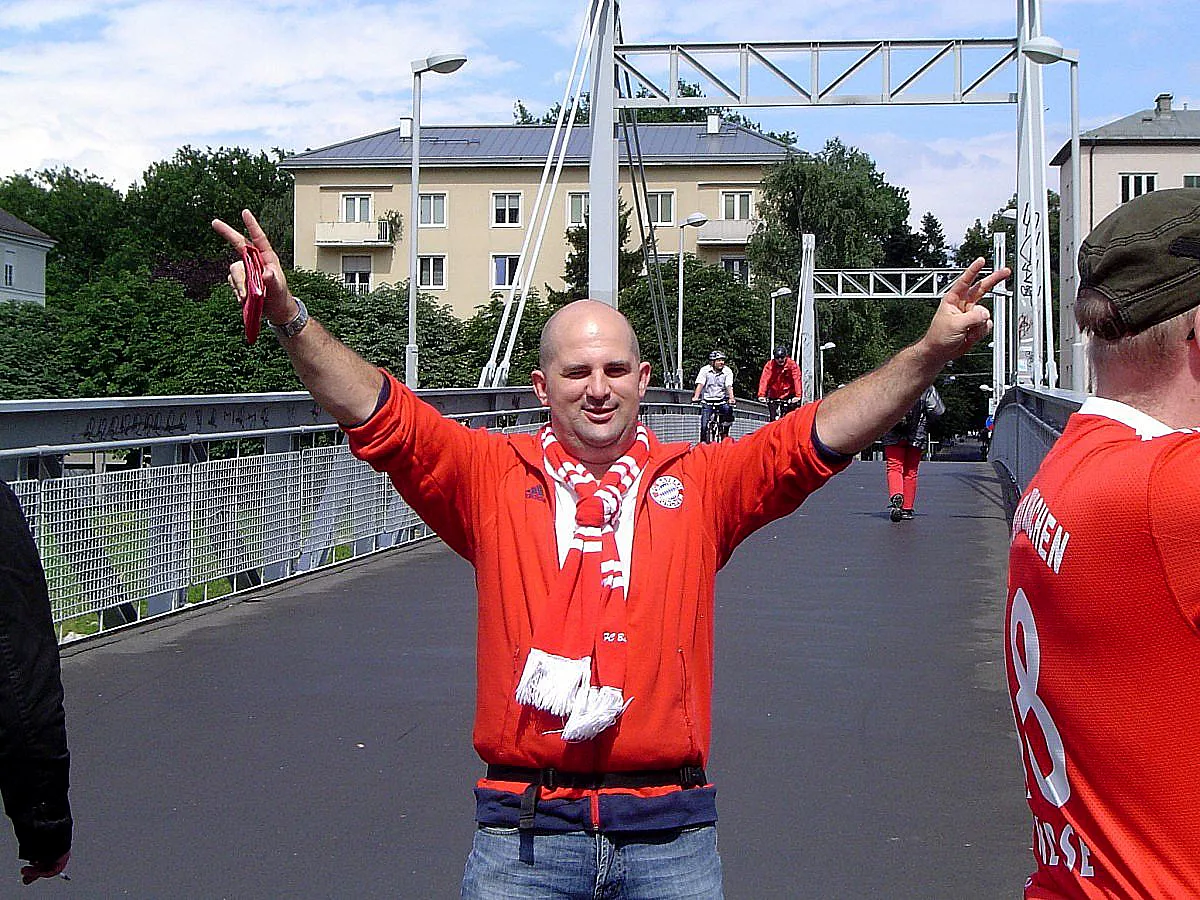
[0,0,516,187]
[859,130,1018,243]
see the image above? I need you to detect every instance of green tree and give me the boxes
[620,257,764,392]
[551,202,646,305]
[461,291,554,386]
[747,138,914,278]
[917,212,949,267]
[0,168,132,292]
[0,301,67,399]
[747,138,916,389]
[124,146,294,268]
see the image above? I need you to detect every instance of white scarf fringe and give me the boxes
[561,686,633,742]
[515,648,591,717]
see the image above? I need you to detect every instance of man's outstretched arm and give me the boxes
[815,258,1009,455]
[212,210,384,427]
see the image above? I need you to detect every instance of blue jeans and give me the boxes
[461,825,723,899]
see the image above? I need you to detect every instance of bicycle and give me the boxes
[764,396,800,422]
[697,397,733,444]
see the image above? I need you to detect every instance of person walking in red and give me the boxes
[756,346,803,420]
[881,385,943,521]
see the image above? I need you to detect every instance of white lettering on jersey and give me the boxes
[1011,487,1071,574]
[1033,816,1095,878]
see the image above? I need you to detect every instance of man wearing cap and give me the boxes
[690,351,736,443]
[756,346,803,421]
[1005,188,1200,898]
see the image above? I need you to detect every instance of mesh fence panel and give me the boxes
[40,467,191,621]
[191,454,301,585]
[300,445,387,552]
[22,405,764,636]
[10,479,39,540]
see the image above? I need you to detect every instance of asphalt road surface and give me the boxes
[4,460,1031,898]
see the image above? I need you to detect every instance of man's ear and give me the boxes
[531,369,550,407]
[637,361,651,397]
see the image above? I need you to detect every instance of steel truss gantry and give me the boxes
[811,269,987,301]
[613,39,1018,109]
[581,0,1059,396]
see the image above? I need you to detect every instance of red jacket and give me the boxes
[758,358,803,399]
[347,372,847,826]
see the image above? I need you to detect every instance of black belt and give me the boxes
[486,764,707,791]
[485,764,707,866]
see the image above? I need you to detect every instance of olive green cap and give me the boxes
[1078,188,1200,336]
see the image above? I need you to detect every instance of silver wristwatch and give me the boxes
[271,296,310,340]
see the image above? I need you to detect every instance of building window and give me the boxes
[418,255,446,289]
[722,256,750,284]
[646,192,674,226]
[342,255,371,295]
[3,250,14,288]
[492,255,520,288]
[419,193,446,227]
[342,194,372,222]
[568,192,590,226]
[493,193,521,226]
[1120,173,1156,204]
[1185,175,1200,189]
[722,191,752,220]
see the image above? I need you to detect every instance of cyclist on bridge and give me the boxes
[214,208,1005,900]
[690,350,735,443]
[756,345,803,421]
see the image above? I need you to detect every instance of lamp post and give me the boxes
[407,52,467,388]
[769,287,792,356]
[676,212,708,389]
[1022,35,1083,392]
[818,341,836,398]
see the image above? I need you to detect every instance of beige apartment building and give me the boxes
[1052,92,1200,386]
[282,119,793,319]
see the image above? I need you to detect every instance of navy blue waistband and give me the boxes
[474,785,718,833]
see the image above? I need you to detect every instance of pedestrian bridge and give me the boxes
[0,386,1074,896]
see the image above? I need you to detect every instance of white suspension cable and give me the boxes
[496,14,602,384]
[480,0,604,386]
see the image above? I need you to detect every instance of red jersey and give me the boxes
[757,357,803,399]
[1006,397,1200,898]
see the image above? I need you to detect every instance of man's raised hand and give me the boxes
[920,257,1011,364]
[211,209,296,326]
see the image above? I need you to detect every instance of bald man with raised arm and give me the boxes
[214,209,1006,899]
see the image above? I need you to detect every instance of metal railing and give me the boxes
[989,385,1084,519]
[7,397,766,644]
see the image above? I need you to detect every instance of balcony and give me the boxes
[315,220,392,246]
[696,218,755,245]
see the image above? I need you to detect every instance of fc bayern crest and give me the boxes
[649,475,684,509]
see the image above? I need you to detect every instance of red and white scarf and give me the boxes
[514,424,651,741]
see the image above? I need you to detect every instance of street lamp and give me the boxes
[769,287,792,357]
[407,52,467,388]
[818,341,836,398]
[1022,35,1083,392]
[676,212,708,389]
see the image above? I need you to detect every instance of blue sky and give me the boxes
[0,0,1194,244]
